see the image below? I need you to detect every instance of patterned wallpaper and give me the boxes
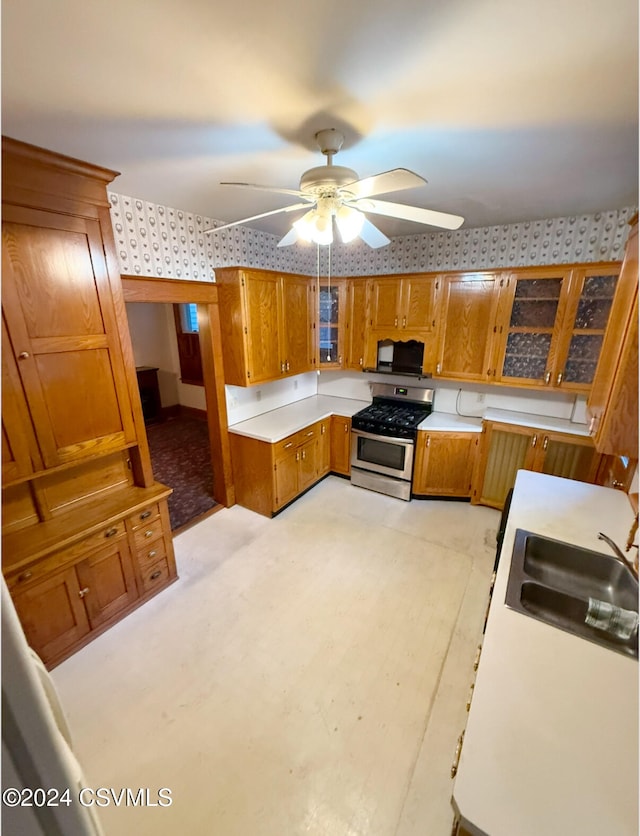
[109,191,636,280]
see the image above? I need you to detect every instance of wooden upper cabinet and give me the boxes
[369,274,436,333]
[2,206,136,469]
[281,274,315,375]
[318,278,346,369]
[434,273,501,382]
[493,262,620,392]
[587,223,638,457]
[216,268,315,386]
[344,278,369,370]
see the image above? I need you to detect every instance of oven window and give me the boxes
[357,436,407,471]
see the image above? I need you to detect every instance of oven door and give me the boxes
[350,429,414,481]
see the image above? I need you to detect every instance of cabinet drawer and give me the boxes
[127,503,161,530]
[274,424,318,458]
[5,520,127,590]
[136,538,167,565]
[140,558,170,593]
[133,518,164,550]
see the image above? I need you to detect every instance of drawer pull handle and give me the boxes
[140,510,152,520]
[344,424,349,433]
[78,587,90,598]
[18,351,30,360]
[148,550,158,559]
[144,530,154,538]
[450,731,465,779]
[305,431,314,437]
[150,570,162,581]
[544,370,551,384]
[105,527,118,538]
[18,571,33,583]
[284,442,293,449]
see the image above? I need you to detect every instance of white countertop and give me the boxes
[228,398,589,443]
[453,471,638,836]
[228,395,368,442]
[418,413,483,432]
[483,407,590,436]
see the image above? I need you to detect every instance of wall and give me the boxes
[125,302,206,411]
[225,372,317,425]
[317,370,586,424]
[109,190,636,280]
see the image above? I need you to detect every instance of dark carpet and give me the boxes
[146,414,216,530]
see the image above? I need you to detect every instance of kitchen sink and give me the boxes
[506,529,639,659]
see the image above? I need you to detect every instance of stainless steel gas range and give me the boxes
[350,383,434,500]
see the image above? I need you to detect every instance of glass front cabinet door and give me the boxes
[318,279,346,369]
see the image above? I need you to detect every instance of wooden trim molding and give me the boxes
[121,275,218,304]
[119,274,233,508]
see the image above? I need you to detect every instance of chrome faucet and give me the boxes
[598,532,639,582]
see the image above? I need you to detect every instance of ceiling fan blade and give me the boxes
[276,227,301,248]
[203,202,310,234]
[220,182,309,200]
[358,217,391,249]
[352,198,464,230]
[344,168,426,199]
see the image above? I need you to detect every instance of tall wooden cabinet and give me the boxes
[2,138,177,668]
[587,221,638,458]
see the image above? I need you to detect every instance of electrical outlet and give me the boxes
[475,392,486,406]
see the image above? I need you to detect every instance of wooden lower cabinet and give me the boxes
[413,431,479,497]
[472,421,600,509]
[330,415,352,476]
[230,419,333,517]
[4,491,177,668]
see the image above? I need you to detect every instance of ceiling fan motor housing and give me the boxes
[299,165,358,196]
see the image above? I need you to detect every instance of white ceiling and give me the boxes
[2,0,638,239]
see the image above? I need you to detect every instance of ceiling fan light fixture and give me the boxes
[293,209,333,245]
[335,205,365,243]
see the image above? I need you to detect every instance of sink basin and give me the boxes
[506,530,639,659]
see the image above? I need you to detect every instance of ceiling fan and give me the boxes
[204,128,464,248]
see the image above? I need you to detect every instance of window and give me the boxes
[173,304,203,386]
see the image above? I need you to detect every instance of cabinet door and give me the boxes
[298,437,319,492]
[280,275,315,376]
[413,432,478,497]
[2,207,136,468]
[495,269,571,387]
[318,421,331,476]
[2,317,43,484]
[473,423,537,509]
[435,274,500,381]
[243,272,282,384]
[534,433,598,483]
[369,277,403,329]
[402,275,437,332]
[11,567,91,664]
[75,538,139,629]
[345,279,369,370]
[330,416,352,475]
[554,266,620,390]
[273,450,299,510]
[318,279,345,368]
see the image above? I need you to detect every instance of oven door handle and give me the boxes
[351,428,414,447]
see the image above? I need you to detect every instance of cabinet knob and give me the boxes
[148,549,158,559]
[18,571,33,583]
[140,510,152,520]
[18,351,30,360]
[104,527,118,538]
[144,529,154,538]
[78,587,90,598]
[150,570,162,581]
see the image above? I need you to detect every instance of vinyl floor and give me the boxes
[52,476,499,836]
